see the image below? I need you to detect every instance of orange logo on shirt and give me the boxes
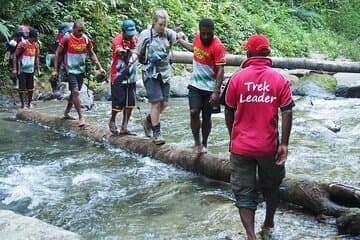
[71,43,87,52]
[194,47,209,60]
[27,48,36,56]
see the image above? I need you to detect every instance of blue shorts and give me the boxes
[68,73,84,91]
[230,153,285,210]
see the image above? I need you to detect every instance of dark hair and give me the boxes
[29,28,38,38]
[73,20,85,29]
[199,18,214,30]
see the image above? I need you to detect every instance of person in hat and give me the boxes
[108,19,139,135]
[225,34,295,240]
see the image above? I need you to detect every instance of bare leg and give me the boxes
[150,101,167,126]
[263,199,277,229]
[64,93,74,119]
[239,208,256,240]
[121,108,133,132]
[190,108,202,152]
[19,92,25,108]
[27,90,33,108]
[71,88,83,121]
[201,110,212,151]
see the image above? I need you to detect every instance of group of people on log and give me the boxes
[9,8,295,240]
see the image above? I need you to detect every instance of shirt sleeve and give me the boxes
[278,78,295,111]
[135,29,149,56]
[214,40,226,65]
[225,76,238,109]
[87,37,94,49]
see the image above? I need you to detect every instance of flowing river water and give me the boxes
[0,96,359,240]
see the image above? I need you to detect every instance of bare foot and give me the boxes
[78,117,85,127]
[193,144,204,155]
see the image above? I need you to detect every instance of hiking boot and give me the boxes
[152,123,165,145]
[153,132,165,145]
[143,114,152,137]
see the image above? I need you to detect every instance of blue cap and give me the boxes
[122,19,137,36]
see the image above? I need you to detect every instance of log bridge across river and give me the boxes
[16,109,360,236]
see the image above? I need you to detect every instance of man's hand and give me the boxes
[209,91,220,106]
[52,70,58,79]
[275,144,288,165]
[99,68,106,75]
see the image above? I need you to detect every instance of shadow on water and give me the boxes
[0,97,359,239]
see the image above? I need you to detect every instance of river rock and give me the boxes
[334,73,360,98]
[0,210,83,240]
[169,76,190,97]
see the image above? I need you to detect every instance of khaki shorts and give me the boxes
[230,153,285,210]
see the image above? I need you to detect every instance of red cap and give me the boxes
[243,34,271,55]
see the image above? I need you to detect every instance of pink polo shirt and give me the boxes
[226,57,294,156]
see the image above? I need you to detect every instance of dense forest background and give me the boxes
[0,0,359,92]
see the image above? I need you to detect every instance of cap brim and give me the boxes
[125,29,137,36]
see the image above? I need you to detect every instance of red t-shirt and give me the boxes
[60,33,93,74]
[189,33,226,91]
[110,33,138,83]
[226,57,294,156]
[17,40,39,73]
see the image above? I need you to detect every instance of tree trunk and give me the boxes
[172,51,360,73]
[16,109,360,235]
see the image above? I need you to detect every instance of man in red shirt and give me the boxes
[225,34,294,240]
[12,28,41,108]
[177,18,226,154]
[52,20,105,125]
[108,19,138,135]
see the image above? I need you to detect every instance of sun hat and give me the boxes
[122,19,137,36]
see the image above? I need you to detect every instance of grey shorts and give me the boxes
[143,75,170,103]
[230,153,285,210]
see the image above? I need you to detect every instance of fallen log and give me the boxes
[172,51,360,73]
[16,108,360,235]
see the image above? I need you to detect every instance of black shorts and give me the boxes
[111,79,136,112]
[188,85,220,115]
[18,72,34,92]
[68,73,84,91]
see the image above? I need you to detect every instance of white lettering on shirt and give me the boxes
[239,80,277,103]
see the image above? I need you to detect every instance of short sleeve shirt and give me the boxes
[110,33,139,84]
[226,57,294,156]
[189,33,226,91]
[17,40,40,73]
[60,33,93,74]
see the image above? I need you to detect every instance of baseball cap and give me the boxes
[122,19,137,36]
[243,34,271,55]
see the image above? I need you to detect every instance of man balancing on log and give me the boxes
[52,20,105,126]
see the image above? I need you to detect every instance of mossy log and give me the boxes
[172,51,360,73]
[16,109,360,235]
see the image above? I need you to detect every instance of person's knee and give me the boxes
[72,89,80,97]
[190,109,200,119]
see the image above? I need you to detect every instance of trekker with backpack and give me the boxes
[52,20,105,125]
[51,22,74,92]
[108,19,139,135]
[133,9,177,145]
[12,28,41,108]
[4,25,30,104]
